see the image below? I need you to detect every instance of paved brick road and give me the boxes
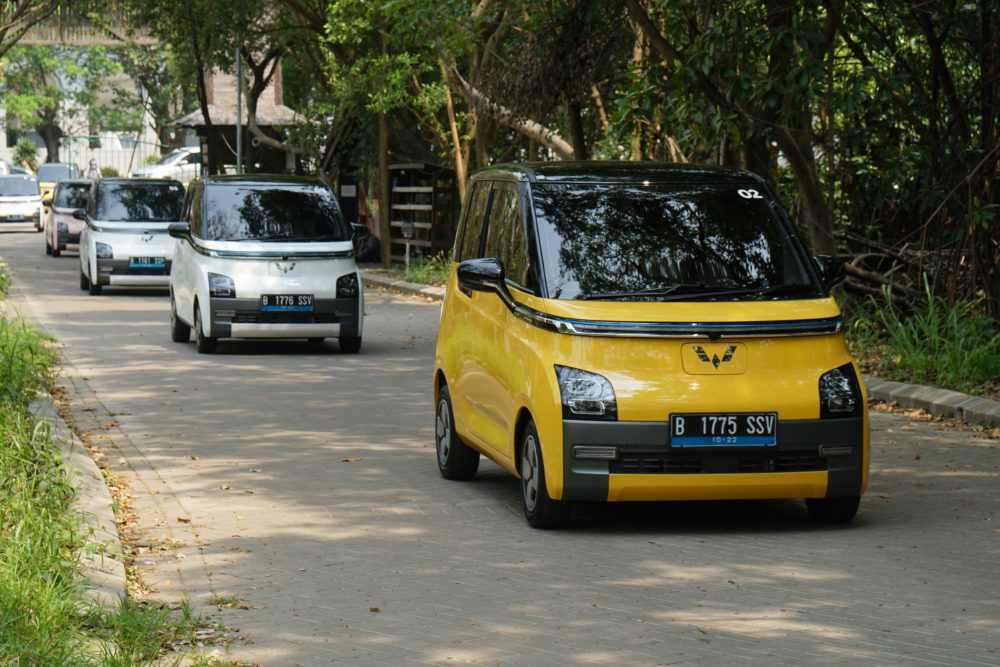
[2,232,998,666]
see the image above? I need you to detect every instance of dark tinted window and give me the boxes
[532,183,820,301]
[54,182,91,208]
[0,176,39,196]
[94,181,184,222]
[457,181,491,260]
[484,185,529,286]
[38,164,76,181]
[202,184,347,242]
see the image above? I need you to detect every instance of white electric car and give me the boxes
[0,175,44,231]
[78,179,185,295]
[167,175,363,354]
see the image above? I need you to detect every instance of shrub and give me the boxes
[404,250,451,285]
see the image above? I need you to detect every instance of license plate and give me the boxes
[670,413,777,447]
[260,294,314,312]
[6,216,25,222]
[129,256,165,268]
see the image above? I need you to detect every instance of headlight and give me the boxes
[555,365,617,421]
[57,222,68,233]
[208,272,236,298]
[336,273,359,298]
[819,363,862,418]
[95,242,113,259]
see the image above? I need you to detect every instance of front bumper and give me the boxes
[208,296,362,339]
[561,416,865,502]
[96,259,172,286]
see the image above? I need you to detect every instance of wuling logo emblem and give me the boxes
[139,233,154,243]
[693,345,737,369]
[273,262,296,274]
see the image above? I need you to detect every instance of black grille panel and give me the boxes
[232,311,339,324]
[611,451,825,474]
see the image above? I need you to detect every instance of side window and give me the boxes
[189,183,203,237]
[456,181,492,261]
[484,184,529,287]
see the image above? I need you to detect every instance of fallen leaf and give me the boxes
[369,607,380,613]
[913,454,922,460]
[177,517,191,523]
[342,457,362,463]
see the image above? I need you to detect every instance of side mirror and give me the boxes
[350,222,367,240]
[457,257,505,293]
[72,209,86,221]
[42,198,52,207]
[167,222,190,239]
[814,255,845,290]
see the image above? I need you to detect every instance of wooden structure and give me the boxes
[388,163,457,262]
[16,5,157,45]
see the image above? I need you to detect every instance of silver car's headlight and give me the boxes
[95,242,113,259]
[208,272,236,298]
[57,222,68,233]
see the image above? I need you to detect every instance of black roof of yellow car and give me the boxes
[200,174,325,186]
[476,161,764,185]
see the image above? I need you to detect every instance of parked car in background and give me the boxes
[43,179,92,256]
[434,162,867,528]
[37,162,81,208]
[130,147,202,184]
[168,175,363,354]
[0,175,43,231]
[78,178,185,295]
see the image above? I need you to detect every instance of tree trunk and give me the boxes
[775,127,835,255]
[566,100,588,160]
[378,112,392,268]
[441,62,467,204]
[742,133,773,187]
[36,116,61,163]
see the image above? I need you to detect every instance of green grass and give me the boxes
[847,277,1000,395]
[404,251,451,285]
[0,309,221,665]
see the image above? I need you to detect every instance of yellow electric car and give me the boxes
[433,162,868,528]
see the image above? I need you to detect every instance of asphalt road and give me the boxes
[2,230,999,666]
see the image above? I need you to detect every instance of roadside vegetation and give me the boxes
[846,279,1000,399]
[403,251,451,286]
[0,269,220,664]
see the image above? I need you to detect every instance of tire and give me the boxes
[88,265,102,295]
[79,268,89,291]
[520,419,571,529]
[52,244,61,258]
[194,305,217,354]
[339,335,362,354]
[435,385,479,480]
[45,238,52,255]
[170,295,191,343]
[806,496,861,524]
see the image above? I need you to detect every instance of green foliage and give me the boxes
[404,251,451,285]
[100,167,120,178]
[848,277,1000,394]
[0,260,10,298]
[12,138,38,171]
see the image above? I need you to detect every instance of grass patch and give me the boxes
[403,251,451,285]
[847,277,1000,396]
[0,308,222,664]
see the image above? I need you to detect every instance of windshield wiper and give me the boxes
[579,284,706,301]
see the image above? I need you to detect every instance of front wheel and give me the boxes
[339,335,362,354]
[194,305,217,354]
[435,385,479,480]
[51,244,61,258]
[170,295,191,343]
[806,496,860,523]
[45,238,52,255]
[79,268,89,291]
[88,265,102,295]
[520,419,570,529]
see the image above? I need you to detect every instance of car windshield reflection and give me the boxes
[204,185,348,242]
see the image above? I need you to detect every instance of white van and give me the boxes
[167,175,363,354]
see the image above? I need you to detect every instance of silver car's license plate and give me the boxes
[260,294,314,312]
[669,412,777,447]
[129,256,165,268]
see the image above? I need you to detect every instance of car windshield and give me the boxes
[203,184,348,242]
[154,150,188,166]
[94,181,184,222]
[531,182,822,301]
[54,182,91,208]
[0,177,39,197]
[37,164,75,181]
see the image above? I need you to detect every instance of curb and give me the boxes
[863,374,1000,428]
[361,269,445,302]
[30,396,127,607]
